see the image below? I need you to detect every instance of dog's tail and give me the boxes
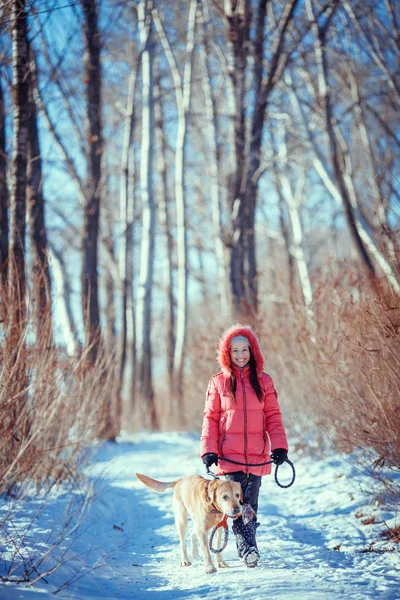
[136,473,179,493]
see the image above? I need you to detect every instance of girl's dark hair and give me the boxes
[229,350,264,402]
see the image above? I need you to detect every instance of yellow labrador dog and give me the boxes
[136,473,242,573]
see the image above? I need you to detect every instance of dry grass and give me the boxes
[0,285,118,584]
[0,311,116,496]
[380,525,400,543]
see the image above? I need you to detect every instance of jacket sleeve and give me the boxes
[263,374,288,452]
[200,376,221,457]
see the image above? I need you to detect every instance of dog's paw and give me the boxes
[180,560,192,567]
[217,559,228,568]
[205,564,217,574]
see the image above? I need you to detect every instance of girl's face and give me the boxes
[230,341,250,368]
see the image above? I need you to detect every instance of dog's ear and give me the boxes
[230,481,243,503]
[205,479,220,508]
[237,483,243,503]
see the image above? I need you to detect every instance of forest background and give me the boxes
[0,0,399,518]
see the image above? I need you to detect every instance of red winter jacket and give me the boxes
[200,325,288,477]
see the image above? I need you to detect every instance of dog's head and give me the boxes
[207,479,243,518]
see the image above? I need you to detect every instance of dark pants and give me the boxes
[224,471,262,560]
[224,471,262,515]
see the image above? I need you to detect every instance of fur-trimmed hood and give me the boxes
[217,324,264,378]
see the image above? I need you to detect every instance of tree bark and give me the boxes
[198,1,228,316]
[118,39,142,432]
[8,0,30,444]
[223,0,251,319]
[48,243,80,354]
[9,0,29,325]
[80,0,103,362]
[243,0,299,317]
[154,70,175,400]
[171,0,196,407]
[153,1,196,412]
[26,44,52,339]
[276,121,313,315]
[0,75,8,290]
[136,0,157,428]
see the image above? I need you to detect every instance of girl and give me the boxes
[200,324,289,568]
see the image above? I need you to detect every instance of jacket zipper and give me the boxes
[240,370,248,475]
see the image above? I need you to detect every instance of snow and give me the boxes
[1,432,399,599]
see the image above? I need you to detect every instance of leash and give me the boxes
[207,456,296,489]
[209,504,256,554]
[209,514,229,554]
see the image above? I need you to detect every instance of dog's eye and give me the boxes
[236,493,240,498]
[223,494,229,500]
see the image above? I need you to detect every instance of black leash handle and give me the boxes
[274,458,296,488]
[206,456,296,489]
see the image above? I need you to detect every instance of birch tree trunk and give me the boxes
[80,0,103,362]
[103,207,116,355]
[136,0,157,428]
[198,1,228,316]
[153,0,197,411]
[0,76,8,290]
[276,122,313,316]
[26,44,52,339]
[154,71,175,399]
[172,0,196,406]
[9,0,29,327]
[118,44,140,431]
[8,0,30,443]
[48,244,80,354]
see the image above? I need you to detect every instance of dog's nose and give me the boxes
[233,506,242,515]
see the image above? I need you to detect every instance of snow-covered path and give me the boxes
[2,433,399,599]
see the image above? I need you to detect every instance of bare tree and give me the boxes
[153,0,197,411]
[306,0,400,295]
[136,0,157,428]
[80,0,103,361]
[9,0,29,324]
[154,68,175,400]
[26,44,52,337]
[198,0,229,316]
[220,0,300,318]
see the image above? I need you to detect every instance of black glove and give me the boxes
[271,448,288,465]
[202,453,218,468]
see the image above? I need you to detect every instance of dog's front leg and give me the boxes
[195,525,216,574]
[214,526,228,569]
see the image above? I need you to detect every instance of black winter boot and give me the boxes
[232,517,260,567]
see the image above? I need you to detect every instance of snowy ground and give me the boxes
[1,432,399,599]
